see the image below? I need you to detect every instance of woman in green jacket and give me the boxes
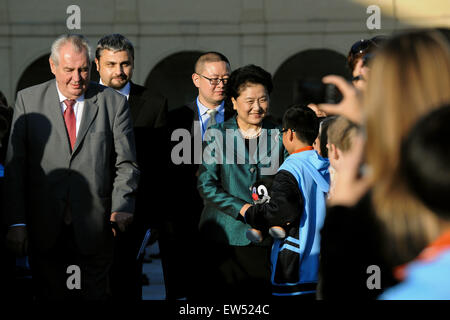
[197,64,286,299]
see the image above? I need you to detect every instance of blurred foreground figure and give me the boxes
[318,29,450,299]
[381,104,450,300]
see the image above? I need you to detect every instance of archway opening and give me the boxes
[145,51,203,111]
[270,49,350,122]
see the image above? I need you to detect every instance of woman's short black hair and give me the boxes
[226,64,273,100]
[402,103,450,221]
[282,105,319,146]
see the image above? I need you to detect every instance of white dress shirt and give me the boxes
[99,79,130,100]
[197,97,224,140]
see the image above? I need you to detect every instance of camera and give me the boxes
[295,78,343,105]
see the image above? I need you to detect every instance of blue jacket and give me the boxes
[270,150,329,295]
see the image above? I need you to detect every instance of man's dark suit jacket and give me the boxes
[127,82,167,230]
[110,81,167,300]
[168,100,234,231]
[163,99,234,299]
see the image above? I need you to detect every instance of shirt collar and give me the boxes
[196,97,224,116]
[56,82,84,103]
[99,79,130,99]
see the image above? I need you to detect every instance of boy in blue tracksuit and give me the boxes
[241,106,330,297]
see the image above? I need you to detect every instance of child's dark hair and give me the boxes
[402,103,450,221]
[282,105,319,146]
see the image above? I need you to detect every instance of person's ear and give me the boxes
[192,73,200,88]
[289,129,295,142]
[336,148,344,161]
[95,58,100,72]
[49,57,56,76]
[231,97,237,110]
[329,143,339,161]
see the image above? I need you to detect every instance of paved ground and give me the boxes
[142,241,166,300]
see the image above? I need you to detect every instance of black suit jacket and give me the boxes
[167,99,234,232]
[128,82,167,129]
[128,82,168,229]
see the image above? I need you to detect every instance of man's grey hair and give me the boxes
[95,34,134,61]
[50,34,92,66]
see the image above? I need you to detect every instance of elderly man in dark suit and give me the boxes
[4,34,139,300]
[95,34,168,300]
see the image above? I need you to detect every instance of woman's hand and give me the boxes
[318,75,363,125]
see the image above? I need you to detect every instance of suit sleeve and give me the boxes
[197,130,247,219]
[111,97,140,214]
[244,170,303,231]
[3,92,27,226]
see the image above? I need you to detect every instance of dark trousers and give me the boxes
[29,223,113,301]
[195,238,272,301]
[158,220,203,301]
[110,223,145,300]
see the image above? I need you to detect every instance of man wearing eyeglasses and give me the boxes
[164,52,232,300]
[191,52,232,140]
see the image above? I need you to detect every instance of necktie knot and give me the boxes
[206,109,218,128]
[64,99,76,109]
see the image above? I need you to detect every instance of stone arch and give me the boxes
[16,54,53,94]
[144,51,204,111]
[270,49,350,122]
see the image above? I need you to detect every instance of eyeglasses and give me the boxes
[197,73,229,85]
[278,128,295,137]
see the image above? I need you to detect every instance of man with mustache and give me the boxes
[95,34,168,300]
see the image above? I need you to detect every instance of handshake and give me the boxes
[246,179,288,243]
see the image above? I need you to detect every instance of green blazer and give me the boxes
[197,116,287,246]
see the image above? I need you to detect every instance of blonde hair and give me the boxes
[327,116,359,152]
[364,29,450,264]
